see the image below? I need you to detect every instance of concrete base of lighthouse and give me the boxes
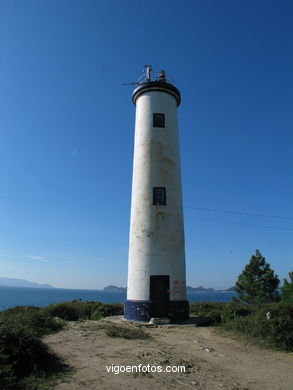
[124,300,189,323]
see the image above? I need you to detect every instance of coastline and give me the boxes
[0,285,237,311]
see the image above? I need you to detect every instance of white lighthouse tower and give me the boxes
[125,66,189,322]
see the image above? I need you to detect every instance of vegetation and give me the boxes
[91,303,124,320]
[44,300,99,321]
[0,278,291,388]
[0,306,66,390]
[44,300,123,321]
[280,271,293,303]
[222,303,293,351]
[103,323,149,339]
[189,251,292,352]
[0,306,64,336]
[234,249,280,304]
[0,301,123,389]
[189,302,228,325]
[190,301,293,351]
[190,302,254,325]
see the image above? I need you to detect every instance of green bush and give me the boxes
[221,303,255,323]
[0,321,66,389]
[189,302,293,350]
[0,321,50,376]
[1,306,40,316]
[280,272,293,302]
[189,302,227,314]
[0,306,63,337]
[44,301,124,321]
[189,302,255,325]
[0,306,66,389]
[44,301,96,321]
[189,302,228,325]
[0,354,19,390]
[91,303,124,320]
[223,303,293,351]
[44,302,82,321]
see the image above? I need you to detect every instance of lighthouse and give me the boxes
[124,66,189,322]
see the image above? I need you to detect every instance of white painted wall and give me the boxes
[127,88,186,302]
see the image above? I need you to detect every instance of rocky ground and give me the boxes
[43,316,293,390]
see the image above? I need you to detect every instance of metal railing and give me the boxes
[137,66,176,86]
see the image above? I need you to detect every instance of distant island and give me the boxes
[103,285,126,292]
[221,286,236,292]
[0,277,54,289]
[187,286,236,292]
[103,285,236,292]
[187,286,215,292]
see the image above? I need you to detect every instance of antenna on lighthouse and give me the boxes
[122,65,152,86]
[122,65,176,87]
[144,64,152,82]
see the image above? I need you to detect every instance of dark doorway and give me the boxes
[150,275,170,317]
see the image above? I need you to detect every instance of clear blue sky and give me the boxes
[0,0,292,289]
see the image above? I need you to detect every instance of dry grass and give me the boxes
[102,323,150,339]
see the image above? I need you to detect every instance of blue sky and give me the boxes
[0,0,292,289]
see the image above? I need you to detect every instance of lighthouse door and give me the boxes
[150,275,170,317]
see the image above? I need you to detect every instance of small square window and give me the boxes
[153,113,165,128]
[153,187,166,205]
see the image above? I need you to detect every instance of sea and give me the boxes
[0,286,237,311]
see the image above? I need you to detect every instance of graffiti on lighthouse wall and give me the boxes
[172,280,185,299]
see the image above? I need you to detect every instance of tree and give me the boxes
[235,249,280,304]
[280,272,293,302]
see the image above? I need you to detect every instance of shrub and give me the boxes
[1,306,41,316]
[0,354,19,390]
[44,301,107,321]
[220,303,255,323]
[189,302,256,325]
[189,302,228,325]
[0,306,66,389]
[262,303,293,350]
[0,306,63,337]
[45,301,90,321]
[0,321,66,388]
[223,303,293,351]
[0,321,50,376]
[280,272,293,302]
[43,301,123,321]
[44,302,82,321]
[91,303,124,320]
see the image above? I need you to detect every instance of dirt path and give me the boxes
[43,317,293,390]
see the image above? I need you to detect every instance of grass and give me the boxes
[103,323,150,339]
[190,301,293,352]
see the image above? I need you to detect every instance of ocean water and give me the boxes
[0,286,237,311]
